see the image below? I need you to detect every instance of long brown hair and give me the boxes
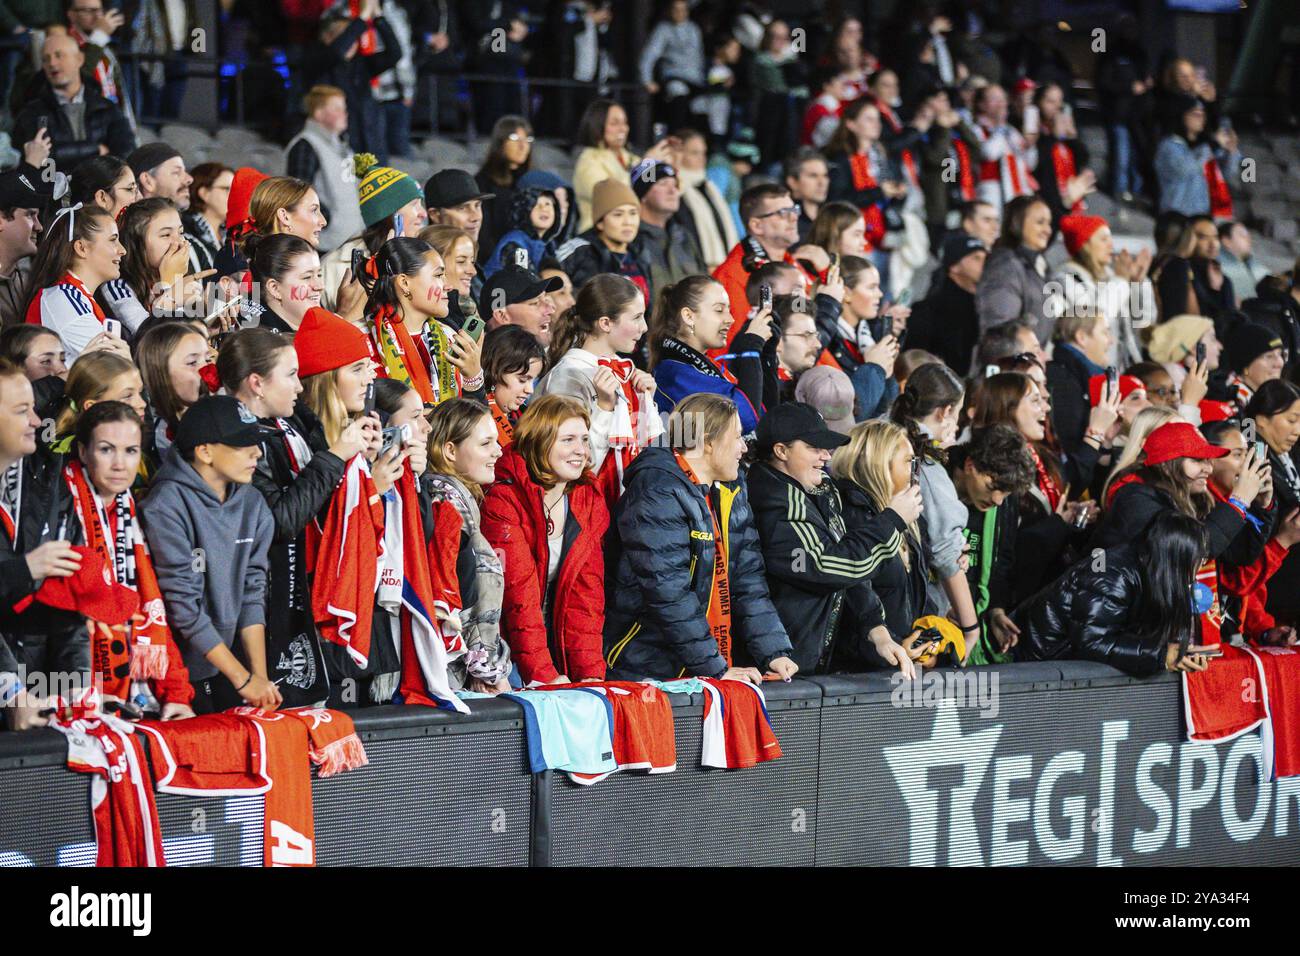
[825,95,879,156]
[117,197,177,305]
[1107,458,1210,519]
[649,274,719,366]
[427,397,496,502]
[22,204,116,317]
[136,322,207,427]
[548,273,642,365]
[971,371,1064,492]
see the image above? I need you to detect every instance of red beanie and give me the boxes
[226,166,270,234]
[295,307,373,378]
[1060,214,1108,257]
[1089,373,1145,407]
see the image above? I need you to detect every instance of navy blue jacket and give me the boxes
[604,447,791,679]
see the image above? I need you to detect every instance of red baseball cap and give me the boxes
[1089,373,1144,407]
[1143,421,1230,466]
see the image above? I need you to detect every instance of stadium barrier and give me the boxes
[1,661,1297,867]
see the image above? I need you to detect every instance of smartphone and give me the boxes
[1022,104,1039,135]
[204,294,242,327]
[1195,341,1207,366]
[759,283,772,312]
[380,423,411,459]
[362,382,375,417]
[462,314,485,342]
[1199,647,1224,659]
[1105,365,1118,397]
[910,454,922,485]
[103,318,121,337]
[828,253,840,272]
[652,121,667,142]
[393,213,404,237]
[895,289,912,307]
[1257,439,1269,463]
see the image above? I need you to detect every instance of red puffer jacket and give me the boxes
[481,447,609,684]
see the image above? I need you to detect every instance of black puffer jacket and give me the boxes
[603,447,792,680]
[13,80,136,171]
[836,478,931,648]
[746,462,898,673]
[1012,543,1166,676]
[556,228,653,301]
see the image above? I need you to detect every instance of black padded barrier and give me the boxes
[1,664,1297,866]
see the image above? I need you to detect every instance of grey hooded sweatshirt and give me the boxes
[140,447,274,681]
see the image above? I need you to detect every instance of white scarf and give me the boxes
[676,166,737,269]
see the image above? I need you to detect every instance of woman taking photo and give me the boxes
[604,392,798,683]
[358,236,483,407]
[975,194,1055,342]
[1242,380,1300,627]
[1014,511,1213,676]
[650,274,776,433]
[476,115,534,258]
[481,394,609,686]
[135,320,209,458]
[537,274,662,494]
[294,306,407,705]
[219,327,367,704]
[53,400,196,716]
[70,155,138,219]
[23,204,126,364]
[247,234,323,334]
[889,362,980,644]
[423,397,512,693]
[827,255,900,421]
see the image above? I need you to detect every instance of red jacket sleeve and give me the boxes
[480,486,558,684]
[1224,538,1288,640]
[561,493,609,681]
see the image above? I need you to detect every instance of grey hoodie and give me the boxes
[140,447,274,681]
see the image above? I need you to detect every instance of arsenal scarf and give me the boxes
[137,706,367,866]
[51,708,165,867]
[674,452,732,665]
[397,478,471,712]
[1052,141,1083,214]
[1205,157,1234,220]
[64,460,172,685]
[312,454,384,667]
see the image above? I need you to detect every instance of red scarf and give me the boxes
[674,452,731,665]
[64,461,173,689]
[348,0,380,89]
[311,454,384,667]
[374,303,436,404]
[1205,157,1234,219]
[846,154,887,249]
[952,137,976,201]
[68,25,116,102]
[1052,141,1083,214]
[1028,445,1062,512]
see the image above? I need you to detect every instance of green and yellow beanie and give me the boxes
[355,153,424,228]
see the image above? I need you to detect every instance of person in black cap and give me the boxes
[12,32,136,170]
[140,395,280,714]
[425,169,494,251]
[0,166,46,327]
[904,233,988,376]
[480,265,562,348]
[746,401,923,675]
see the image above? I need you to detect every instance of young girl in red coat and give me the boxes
[481,393,610,685]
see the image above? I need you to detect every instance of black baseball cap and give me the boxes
[423,169,493,209]
[479,266,563,315]
[941,232,987,269]
[175,396,278,453]
[0,166,43,210]
[754,401,850,458]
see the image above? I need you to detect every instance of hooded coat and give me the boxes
[483,186,564,279]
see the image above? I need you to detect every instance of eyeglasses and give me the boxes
[785,331,820,341]
[756,205,800,219]
[507,134,535,144]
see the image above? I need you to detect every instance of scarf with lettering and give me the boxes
[487,393,515,446]
[312,454,384,667]
[64,460,171,689]
[373,303,447,405]
[674,452,732,665]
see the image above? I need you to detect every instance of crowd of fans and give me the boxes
[2,0,1299,734]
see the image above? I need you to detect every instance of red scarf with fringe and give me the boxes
[64,460,171,692]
